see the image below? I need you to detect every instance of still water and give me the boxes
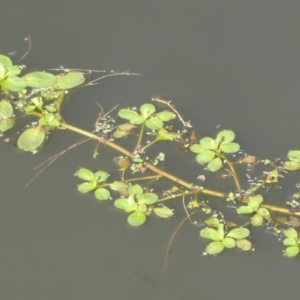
[1,1,300,299]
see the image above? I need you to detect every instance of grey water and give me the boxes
[0,1,300,299]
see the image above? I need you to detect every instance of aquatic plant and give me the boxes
[1,52,300,269]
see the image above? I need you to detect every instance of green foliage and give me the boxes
[4,51,300,261]
[282,229,300,258]
[0,100,15,132]
[17,126,46,152]
[114,184,161,226]
[284,150,300,171]
[190,129,240,172]
[118,103,175,130]
[76,168,111,200]
[200,223,251,255]
[236,194,270,227]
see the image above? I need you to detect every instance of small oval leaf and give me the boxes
[76,168,94,181]
[145,118,164,130]
[153,207,174,218]
[207,157,222,172]
[127,212,146,226]
[23,72,57,88]
[222,237,236,248]
[137,193,158,205]
[205,241,224,255]
[236,239,252,251]
[200,227,220,241]
[284,246,300,258]
[227,228,250,239]
[17,126,45,152]
[94,188,110,200]
[53,72,85,90]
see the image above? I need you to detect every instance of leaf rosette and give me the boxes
[190,130,240,172]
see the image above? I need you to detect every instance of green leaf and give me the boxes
[17,126,46,152]
[129,114,145,125]
[251,213,263,226]
[220,142,240,153]
[145,118,164,130]
[236,239,252,251]
[114,198,136,212]
[0,101,13,118]
[44,105,57,113]
[93,171,110,183]
[227,228,250,239]
[207,157,222,172]
[217,224,225,240]
[52,72,85,90]
[76,168,94,181]
[222,237,236,248]
[31,96,43,109]
[190,144,205,154]
[283,237,299,246]
[195,150,215,164]
[94,188,110,200]
[137,193,158,205]
[5,65,21,77]
[77,182,96,193]
[205,241,224,255]
[284,246,300,258]
[127,212,146,226]
[236,206,254,214]
[200,227,220,241]
[283,161,300,171]
[140,103,155,119]
[155,111,176,121]
[216,130,236,144]
[2,76,27,92]
[284,228,298,238]
[200,137,215,149]
[118,123,137,131]
[136,203,147,213]
[22,72,57,88]
[0,117,15,132]
[118,109,139,120]
[153,207,174,218]
[156,128,181,141]
[204,217,220,227]
[113,129,131,138]
[248,194,263,210]
[128,185,143,196]
[0,66,6,81]
[0,55,12,67]
[287,150,300,163]
[257,207,270,218]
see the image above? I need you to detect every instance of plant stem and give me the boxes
[222,154,242,194]
[61,121,228,198]
[134,124,144,152]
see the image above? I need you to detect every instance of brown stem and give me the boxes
[61,122,227,198]
[221,154,242,194]
[134,124,144,152]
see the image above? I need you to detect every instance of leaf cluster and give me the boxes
[236,194,270,226]
[200,220,251,255]
[118,103,175,131]
[114,184,173,226]
[282,228,300,258]
[190,130,240,172]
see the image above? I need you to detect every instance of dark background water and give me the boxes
[1,1,300,299]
